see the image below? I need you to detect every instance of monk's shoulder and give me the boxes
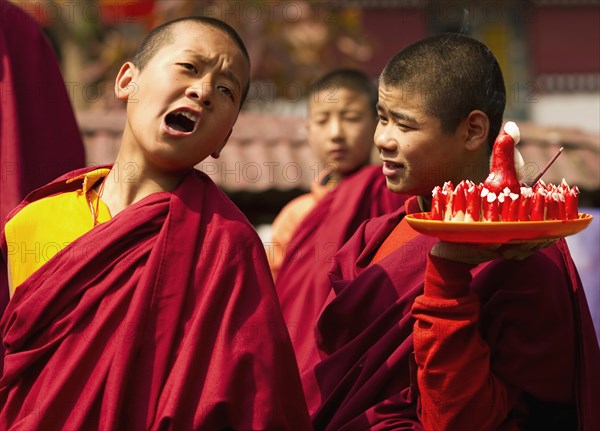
[272,193,315,231]
[5,190,72,233]
[195,173,261,240]
[279,193,316,218]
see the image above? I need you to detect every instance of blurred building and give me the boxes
[66,1,598,216]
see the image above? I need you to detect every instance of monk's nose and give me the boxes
[186,82,213,108]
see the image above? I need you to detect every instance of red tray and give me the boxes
[404,213,593,244]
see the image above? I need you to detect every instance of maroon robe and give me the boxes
[0,0,85,223]
[0,167,311,430]
[275,165,407,370]
[302,198,600,430]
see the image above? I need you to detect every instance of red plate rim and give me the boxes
[404,213,593,244]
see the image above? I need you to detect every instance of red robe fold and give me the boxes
[0,167,311,430]
[275,165,407,371]
[302,198,600,430]
[0,0,85,223]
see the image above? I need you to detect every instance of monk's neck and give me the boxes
[416,154,490,213]
[322,163,366,186]
[418,195,431,212]
[100,159,187,217]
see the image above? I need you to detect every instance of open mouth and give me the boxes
[165,110,198,133]
[382,161,405,178]
[384,161,403,169]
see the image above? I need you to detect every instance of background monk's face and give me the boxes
[307,87,376,177]
[375,83,468,196]
[115,22,250,172]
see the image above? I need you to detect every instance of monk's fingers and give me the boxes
[496,239,557,260]
[431,242,501,264]
[432,238,558,264]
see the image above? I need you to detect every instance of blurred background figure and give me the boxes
[0,0,85,223]
[269,69,407,364]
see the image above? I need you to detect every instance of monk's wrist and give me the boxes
[424,253,474,299]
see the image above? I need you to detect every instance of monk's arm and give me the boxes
[268,207,295,279]
[411,254,515,430]
[411,250,576,430]
[268,193,316,278]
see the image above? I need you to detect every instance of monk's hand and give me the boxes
[431,239,557,265]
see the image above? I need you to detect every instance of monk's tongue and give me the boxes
[166,112,194,132]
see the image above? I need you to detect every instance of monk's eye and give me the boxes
[311,115,328,126]
[178,63,197,74]
[396,122,413,131]
[217,85,234,100]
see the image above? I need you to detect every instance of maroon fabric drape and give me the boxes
[0,0,85,223]
[0,167,311,430]
[302,200,600,430]
[275,165,407,371]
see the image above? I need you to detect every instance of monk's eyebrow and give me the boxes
[389,110,417,124]
[377,104,418,124]
[182,49,242,93]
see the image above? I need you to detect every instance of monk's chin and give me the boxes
[384,178,406,195]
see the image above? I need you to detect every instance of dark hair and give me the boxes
[380,33,505,148]
[133,16,251,106]
[309,68,378,117]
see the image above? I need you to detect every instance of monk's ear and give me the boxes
[463,110,490,151]
[211,129,233,159]
[115,62,138,101]
[304,119,312,137]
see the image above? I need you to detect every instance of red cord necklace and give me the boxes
[91,178,106,227]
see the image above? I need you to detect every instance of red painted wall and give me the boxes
[360,7,428,77]
[529,6,600,75]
